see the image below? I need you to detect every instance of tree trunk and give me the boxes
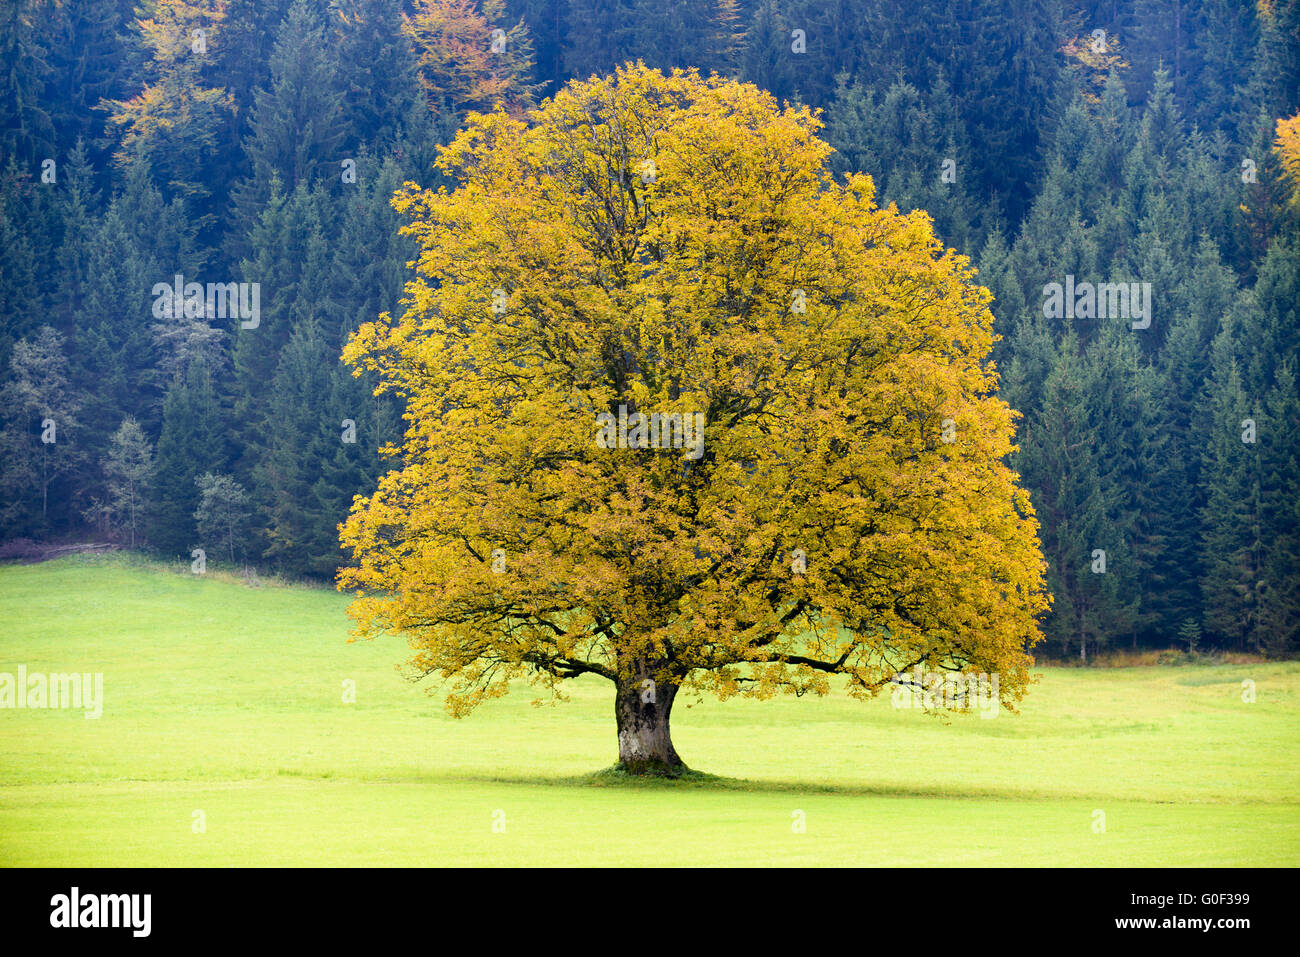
[615,671,685,776]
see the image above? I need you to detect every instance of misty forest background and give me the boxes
[1,0,1298,661]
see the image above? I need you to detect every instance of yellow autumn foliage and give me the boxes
[339,63,1050,723]
[1276,111,1300,209]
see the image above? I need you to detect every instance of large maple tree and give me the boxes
[339,63,1050,775]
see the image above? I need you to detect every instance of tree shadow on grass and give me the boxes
[441,765,1038,801]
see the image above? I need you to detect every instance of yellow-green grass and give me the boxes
[1,554,1297,866]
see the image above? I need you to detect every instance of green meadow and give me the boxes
[1,554,1297,867]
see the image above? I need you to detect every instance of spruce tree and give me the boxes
[74,161,201,454]
[332,0,425,155]
[0,0,55,167]
[255,320,334,577]
[0,162,48,374]
[233,179,336,475]
[1200,334,1264,650]
[54,140,100,330]
[563,0,635,84]
[1018,333,1140,660]
[41,0,138,168]
[741,0,805,104]
[1257,363,1300,654]
[151,360,226,557]
[228,0,348,259]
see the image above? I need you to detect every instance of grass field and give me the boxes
[1,553,1297,866]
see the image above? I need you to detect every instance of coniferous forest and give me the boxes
[2,0,1298,662]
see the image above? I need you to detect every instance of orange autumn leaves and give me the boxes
[339,64,1050,717]
[403,0,538,116]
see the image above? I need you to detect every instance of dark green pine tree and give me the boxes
[1016,339,1097,660]
[562,0,634,83]
[977,226,1028,372]
[944,0,1065,227]
[1157,240,1244,637]
[54,140,101,334]
[1090,72,1136,193]
[255,320,335,577]
[1124,0,1195,104]
[1199,331,1264,650]
[826,76,977,252]
[327,155,415,345]
[306,367,387,579]
[1164,236,1237,443]
[228,0,348,262]
[1044,94,1108,222]
[234,177,335,386]
[331,0,424,156]
[1119,69,1188,246]
[1128,357,1201,645]
[257,324,400,580]
[0,0,55,168]
[1078,327,1144,652]
[623,0,742,76]
[1180,128,1239,259]
[1129,197,1186,357]
[1011,161,1102,338]
[739,0,799,104]
[1246,0,1300,121]
[1238,239,1300,399]
[150,359,227,557]
[1257,363,1300,655]
[40,0,138,169]
[0,162,49,376]
[1190,0,1261,135]
[213,0,297,127]
[1142,66,1188,166]
[1067,77,1133,275]
[208,0,297,228]
[1017,333,1139,660]
[999,313,1059,428]
[74,161,202,454]
[233,179,336,483]
[251,154,412,577]
[1236,111,1298,269]
[1276,0,1300,113]
[823,73,878,176]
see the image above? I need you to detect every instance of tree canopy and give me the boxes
[339,64,1050,773]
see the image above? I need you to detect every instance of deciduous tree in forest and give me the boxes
[403,0,539,117]
[1277,110,1300,209]
[339,65,1050,774]
[195,471,252,566]
[105,0,232,211]
[0,327,83,533]
[102,417,154,547]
